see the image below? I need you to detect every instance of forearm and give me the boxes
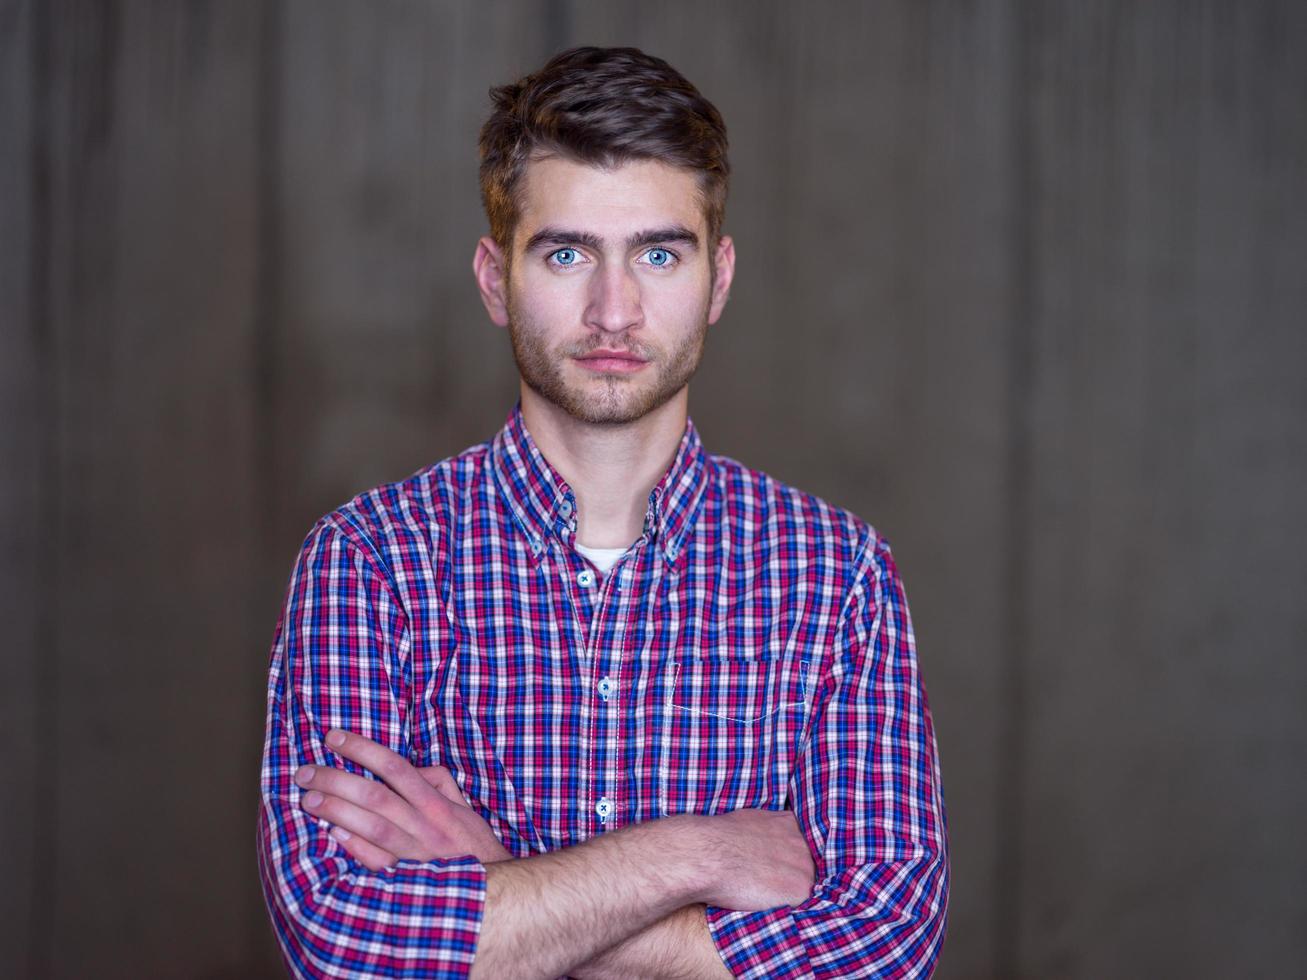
[469,815,711,980]
[570,903,733,980]
[282,723,812,979]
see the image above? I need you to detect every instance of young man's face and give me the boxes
[475,156,734,426]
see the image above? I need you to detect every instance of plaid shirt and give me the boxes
[258,403,948,979]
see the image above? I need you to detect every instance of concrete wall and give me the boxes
[3,2,1303,976]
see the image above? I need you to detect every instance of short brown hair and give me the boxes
[479,46,730,253]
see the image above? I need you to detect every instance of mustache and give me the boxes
[566,337,656,360]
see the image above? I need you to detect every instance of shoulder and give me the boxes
[705,452,890,581]
[708,456,910,648]
[308,439,493,572]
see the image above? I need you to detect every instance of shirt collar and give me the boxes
[488,401,710,568]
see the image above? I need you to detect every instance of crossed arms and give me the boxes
[290,729,813,979]
[257,519,948,978]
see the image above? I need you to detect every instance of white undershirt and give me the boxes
[575,542,629,577]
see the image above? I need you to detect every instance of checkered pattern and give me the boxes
[258,403,948,978]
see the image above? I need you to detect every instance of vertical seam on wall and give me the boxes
[542,0,572,62]
[254,4,280,568]
[29,0,56,976]
[249,0,283,963]
[995,0,1035,975]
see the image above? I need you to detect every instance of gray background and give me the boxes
[3,1,1304,977]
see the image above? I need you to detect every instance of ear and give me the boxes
[473,236,511,327]
[707,234,736,325]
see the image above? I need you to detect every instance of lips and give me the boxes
[574,349,650,373]
[577,349,646,362]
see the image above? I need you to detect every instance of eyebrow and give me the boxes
[523,225,701,254]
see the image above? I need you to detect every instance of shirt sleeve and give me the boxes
[257,517,487,979]
[704,533,949,978]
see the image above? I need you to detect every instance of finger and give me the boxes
[325,729,451,813]
[419,766,471,808]
[301,788,416,857]
[296,764,423,835]
[328,825,399,873]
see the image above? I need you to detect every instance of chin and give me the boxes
[561,398,655,426]
[538,380,683,427]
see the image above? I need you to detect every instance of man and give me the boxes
[258,46,948,979]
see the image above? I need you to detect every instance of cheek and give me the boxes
[644,265,712,316]
[646,283,712,326]
[511,276,582,325]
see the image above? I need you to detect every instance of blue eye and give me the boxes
[552,248,579,266]
[646,248,674,267]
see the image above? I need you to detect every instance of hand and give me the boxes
[691,808,816,911]
[296,728,514,870]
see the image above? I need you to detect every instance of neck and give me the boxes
[520,386,689,549]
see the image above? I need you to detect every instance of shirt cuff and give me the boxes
[704,905,812,979]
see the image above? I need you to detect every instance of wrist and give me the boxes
[638,814,717,905]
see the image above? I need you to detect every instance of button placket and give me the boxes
[577,534,649,834]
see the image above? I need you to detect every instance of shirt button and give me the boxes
[577,569,595,587]
[559,499,573,518]
[597,676,614,699]
[595,798,614,820]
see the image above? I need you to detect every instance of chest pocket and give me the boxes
[658,653,814,817]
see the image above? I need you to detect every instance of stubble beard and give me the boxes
[506,296,710,427]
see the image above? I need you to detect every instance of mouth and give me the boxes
[573,350,650,374]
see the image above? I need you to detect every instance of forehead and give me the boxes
[514,156,706,246]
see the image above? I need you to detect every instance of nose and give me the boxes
[584,263,643,334]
